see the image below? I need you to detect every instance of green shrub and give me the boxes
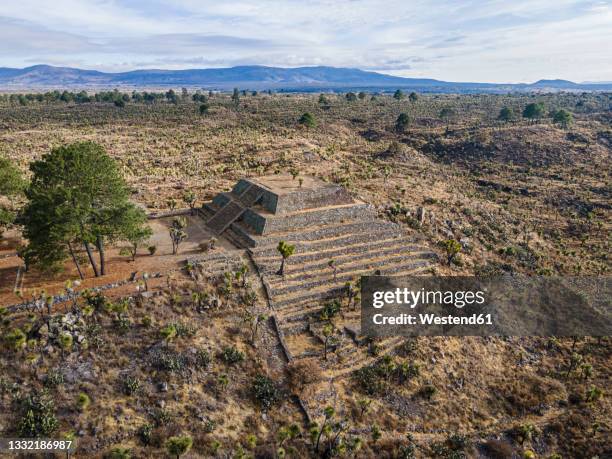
[77,392,91,411]
[252,374,280,410]
[83,290,108,313]
[149,349,188,373]
[419,384,437,400]
[298,112,317,128]
[195,349,211,369]
[245,433,257,450]
[352,365,385,396]
[123,376,142,396]
[320,299,341,320]
[138,424,153,445]
[4,328,27,350]
[105,447,131,459]
[43,369,64,389]
[203,418,217,433]
[172,322,196,338]
[166,435,193,458]
[153,408,172,426]
[160,324,177,341]
[395,113,410,132]
[221,346,245,365]
[18,392,58,437]
[58,332,73,351]
[114,316,131,334]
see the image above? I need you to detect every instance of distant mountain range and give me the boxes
[1,65,611,93]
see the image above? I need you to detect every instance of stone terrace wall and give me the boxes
[274,184,354,214]
[245,203,376,235]
[230,178,354,215]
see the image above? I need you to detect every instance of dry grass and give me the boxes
[0,92,610,457]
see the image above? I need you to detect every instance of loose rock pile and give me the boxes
[39,312,88,352]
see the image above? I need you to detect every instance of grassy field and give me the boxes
[0,92,610,458]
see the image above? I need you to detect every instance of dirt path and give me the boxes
[0,215,225,306]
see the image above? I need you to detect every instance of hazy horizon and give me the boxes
[1,0,611,84]
[3,63,612,86]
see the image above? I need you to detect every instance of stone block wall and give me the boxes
[252,203,376,235]
[273,185,354,214]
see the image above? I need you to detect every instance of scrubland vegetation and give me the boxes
[0,89,610,457]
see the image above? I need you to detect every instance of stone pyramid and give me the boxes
[202,175,437,373]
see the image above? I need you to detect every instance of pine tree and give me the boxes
[498,106,514,122]
[299,112,317,128]
[523,102,545,122]
[18,142,149,276]
[553,109,573,128]
[395,113,410,132]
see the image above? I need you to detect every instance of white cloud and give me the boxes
[0,0,610,82]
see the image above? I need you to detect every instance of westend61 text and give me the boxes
[372,313,493,326]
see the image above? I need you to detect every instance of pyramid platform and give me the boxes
[201,175,437,374]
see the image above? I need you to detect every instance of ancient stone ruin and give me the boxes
[201,175,437,377]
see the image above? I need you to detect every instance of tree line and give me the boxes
[0,89,218,107]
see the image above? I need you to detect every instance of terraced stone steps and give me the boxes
[281,322,311,335]
[254,203,377,235]
[185,251,247,278]
[186,251,242,264]
[198,176,439,378]
[261,244,436,283]
[280,303,360,328]
[251,228,402,259]
[267,255,435,297]
[294,335,405,367]
[268,253,434,287]
[235,220,401,248]
[274,294,354,317]
[272,286,345,310]
[278,311,360,337]
[254,238,433,273]
[254,236,405,269]
[271,260,432,309]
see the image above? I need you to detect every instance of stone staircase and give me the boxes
[207,200,245,235]
[206,184,265,235]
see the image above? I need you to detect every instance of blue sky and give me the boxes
[1,0,611,82]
